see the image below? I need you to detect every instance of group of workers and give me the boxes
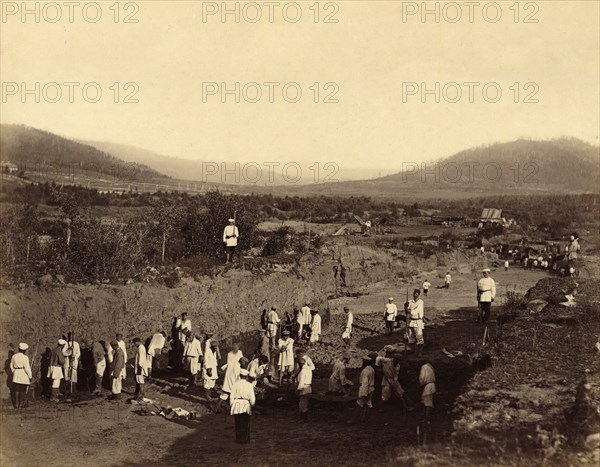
[8,263,506,446]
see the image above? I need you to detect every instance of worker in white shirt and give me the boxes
[48,339,66,401]
[116,333,128,379]
[342,306,353,344]
[202,339,219,392]
[277,330,295,386]
[384,298,397,336]
[176,313,192,344]
[309,309,322,344]
[62,332,81,392]
[350,356,375,423]
[174,313,191,369]
[214,344,244,413]
[248,355,269,386]
[444,272,451,289]
[422,280,431,297]
[183,332,203,385]
[132,337,148,401]
[10,343,33,409]
[477,268,496,322]
[147,331,167,377]
[267,306,281,349]
[328,353,353,394]
[297,353,315,421]
[405,289,425,357]
[375,352,407,413]
[223,218,239,263]
[419,360,436,421]
[299,303,311,340]
[230,368,255,444]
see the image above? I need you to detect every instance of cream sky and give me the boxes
[1,0,599,176]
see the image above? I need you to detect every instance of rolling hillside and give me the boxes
[0,124,168,183]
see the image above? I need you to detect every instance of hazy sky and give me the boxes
[1,0,599,176]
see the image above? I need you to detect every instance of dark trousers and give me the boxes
[385,321,394,335]
[480,302,492,322]
[234,413,250,443]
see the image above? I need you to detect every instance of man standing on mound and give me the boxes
[477,268,496,322]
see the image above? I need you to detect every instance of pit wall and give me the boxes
[0,245,477,373]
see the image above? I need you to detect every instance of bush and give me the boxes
[261,227,293,256]
[503,290,528,310]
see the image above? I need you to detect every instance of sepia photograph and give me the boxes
[0,1,599,465]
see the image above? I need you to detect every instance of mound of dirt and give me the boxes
[451,277,600,464]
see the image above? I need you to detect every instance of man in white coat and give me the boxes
[297,353,315,421]
[267,306,281,349]
[342,306,353,344]
[277,330,295,386]
[405,289,425,357]
[202,340,219,393]
[62,332,81,392]
[477,268,496,322]
[147,331,167,377]
[299,303,311,340]
[183,332,203,385]
[11,343,33,409]
[309,309,321,344]
[214,344,244,413]
[384,298,397,336]
[223,218,240,263]
[133,337,149,401]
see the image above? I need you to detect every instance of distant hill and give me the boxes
[273,138,599,198]
[78,140,204,181]
[378,138,599,191]
[0,124,168,183]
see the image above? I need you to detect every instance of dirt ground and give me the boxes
[4,262,586,467]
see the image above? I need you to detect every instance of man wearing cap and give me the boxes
[405,289,425,357]
[422,279,431,297]
[230,368,256,444]
[342,306,353,344]
[133,337,148,401]
[477,268,496,323]
[568,233,580,261]
[277,330,295,386]
[62,332,81,392]
[328,353,353,394]
[202,339,219,392]
[267,306,281,349]
[309,309,322,344]
[297,353,315,421]
[183,332,203,385]
[350,356,375,423]
[384,298,398,336]
[223,218,240,263]
[91,339,106,394]
[48,339,66,401]
[110,340,125,400]
[10,343,32,409]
